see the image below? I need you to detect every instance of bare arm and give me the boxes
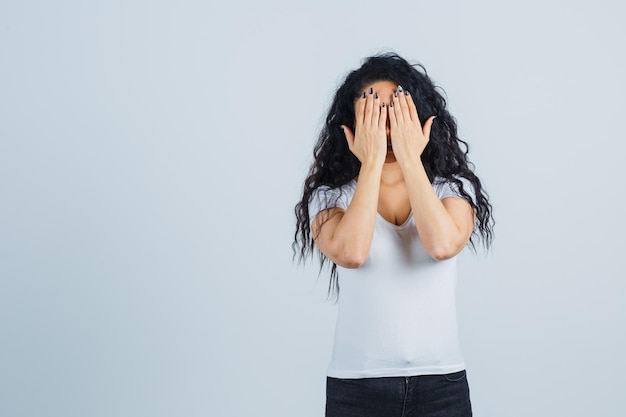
[389,86,475,260]
[400,161,475,260]
[312,163,382,268]
[312,88,387,268]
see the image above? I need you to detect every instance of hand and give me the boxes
[341,88,388,166]
[388,85,435,165]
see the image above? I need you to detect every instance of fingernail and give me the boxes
[397,85,403,92]
[390,102,394,107]
[369,87,373,94]
[394,91,398,98]
[375,92,379,99]
[362,92,366,99]
[382,102,386,108]
[404,90,409,96]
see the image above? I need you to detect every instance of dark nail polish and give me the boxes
[375,92,379,99]
[404,90,409,95]
[382,102,386,108]
[398,85,403,92]
[362,92,366,99]
[369,87,373,94]
[390,102,394,107]
[394,91,398,98]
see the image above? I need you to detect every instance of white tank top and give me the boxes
[309,177,474,378]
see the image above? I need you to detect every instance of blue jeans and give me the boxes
[326,370,472,417]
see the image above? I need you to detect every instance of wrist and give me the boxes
[358,160,385,178]
[398,158,429,181]
[360,158,385,171]
[397,155,424,170]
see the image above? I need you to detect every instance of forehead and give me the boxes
[363,80,397,91]
[354,80,398,102]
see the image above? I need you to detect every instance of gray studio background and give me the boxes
[1,1,624,416]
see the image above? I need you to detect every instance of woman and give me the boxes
[294,53,494,417]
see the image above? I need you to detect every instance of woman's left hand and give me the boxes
[388,85,436,165]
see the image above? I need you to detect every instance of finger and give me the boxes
[388,98,398,129]
[404,90,420,123]
[371,91,381,126]
[398,85,412,124]
[379,101,388,129]
[341,125,355,150]
[422,116,436,141]
[354,91,367,125]
[391,88,403,124]
[363,87,374,126]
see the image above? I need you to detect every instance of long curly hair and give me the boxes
[293,53,494,297]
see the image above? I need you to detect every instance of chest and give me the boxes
[377,182,411,226]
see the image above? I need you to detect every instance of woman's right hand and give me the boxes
[341,88,388,166]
